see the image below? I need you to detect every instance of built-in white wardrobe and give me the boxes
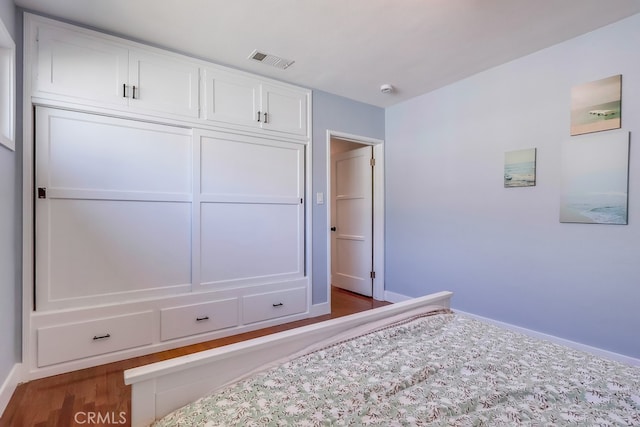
[23,14,312,379]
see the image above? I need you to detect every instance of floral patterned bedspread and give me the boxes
[154,312,640,426]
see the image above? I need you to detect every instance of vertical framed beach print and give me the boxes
[570,75,621,136]
[560,131,629,224]
[504,148,536,188]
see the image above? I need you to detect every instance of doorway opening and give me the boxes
[326,130,384,306]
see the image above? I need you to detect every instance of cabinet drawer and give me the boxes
[242,287,307,324]
[160,298,239,341]
[37,311,153,367]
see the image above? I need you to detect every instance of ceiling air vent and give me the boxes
[248,49,295,70]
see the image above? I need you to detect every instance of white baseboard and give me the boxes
[455,309,640,367]
[0,363,22,417]
[383,290,412,303]
[378,289,639,366]
[309,302,330,317]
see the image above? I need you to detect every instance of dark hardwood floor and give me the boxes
[1,287,389,427]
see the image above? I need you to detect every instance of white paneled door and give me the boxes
[196,130,305,288]
[331,146,373,296]
[35,107,193,310]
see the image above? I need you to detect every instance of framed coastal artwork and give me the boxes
[560,131,629,224]
[504,148,536,188]
[570,75,621,136]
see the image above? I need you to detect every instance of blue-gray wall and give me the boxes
[0,0,19,388]
[311,90,384,304]
[385,14,640,358]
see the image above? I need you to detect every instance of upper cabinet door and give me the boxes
[203,68,309,137]
[202,67,261,129]
[30,16,310,138]
[35,25,129,107]
[129,49,200,119]
[261,83,308,137]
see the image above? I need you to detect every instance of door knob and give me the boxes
[331,227,336,231]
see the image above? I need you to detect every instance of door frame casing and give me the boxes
[326,130,384,301]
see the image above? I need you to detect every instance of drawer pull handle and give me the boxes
[93,334,111,341]
[272,302,283,307]
[196,316,210,322]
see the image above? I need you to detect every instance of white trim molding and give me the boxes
[380,290,640,366]
[383,290,412,303]
[456,309,640,367]
[0,363,22,416]
[309,302,330,317]
[326,130,385,304]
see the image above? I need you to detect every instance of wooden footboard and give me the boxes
[124,291,453,426]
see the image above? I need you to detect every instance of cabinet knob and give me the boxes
[257,111,261,122]
[272,302,283,307]
[196,316,210,322]
[263,112,268,123]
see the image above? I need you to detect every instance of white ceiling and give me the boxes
[14,0,640,108]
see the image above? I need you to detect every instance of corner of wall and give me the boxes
[0,362,22,417]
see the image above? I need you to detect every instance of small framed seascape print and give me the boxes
[570,75,621,136]
[504,148,536,188]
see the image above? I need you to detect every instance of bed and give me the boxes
[124,291,640,426]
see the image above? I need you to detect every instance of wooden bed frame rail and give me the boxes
[124,291,453,426]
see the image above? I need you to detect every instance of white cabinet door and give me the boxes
[202,67,260,128]
[129,49,200,118]
[203,68,308,137]
[196,130,305,289]
[35,107,194,311]
[34,20,200,119]
[35,25,129,107]
[261,83,308,137]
